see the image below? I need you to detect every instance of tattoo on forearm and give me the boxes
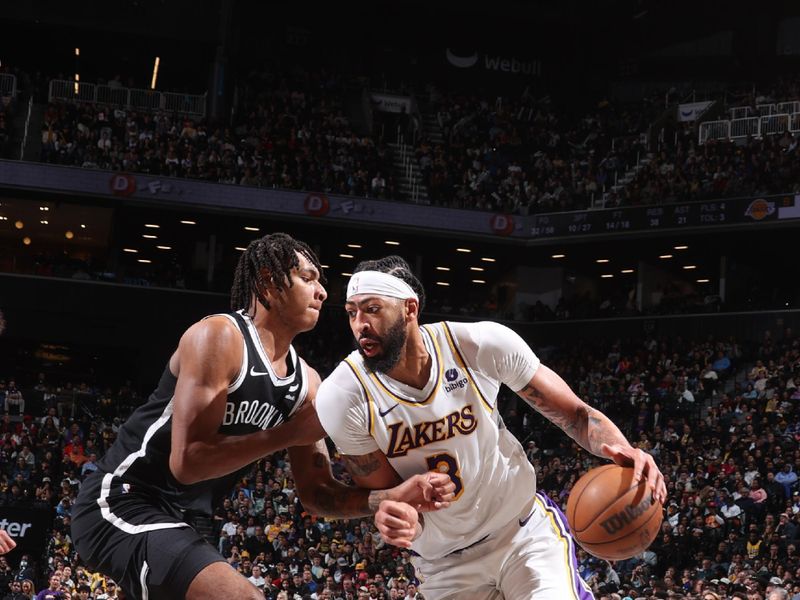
[367,489,389,512]
[342,452,382,477]
[312,451,327,469]
[518,384,623,454]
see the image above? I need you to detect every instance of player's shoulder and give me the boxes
[435,320,509,344]
[179,314,242,355]
[318,351,368,396]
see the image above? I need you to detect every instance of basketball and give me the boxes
[566,464,663,561]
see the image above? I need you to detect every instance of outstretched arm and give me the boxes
[517,364,666,504]
[289,365,454,519]
[289,441,453,519]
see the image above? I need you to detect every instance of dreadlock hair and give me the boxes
[353,255,426,313]
[230,233,326,316]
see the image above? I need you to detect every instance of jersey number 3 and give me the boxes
[426,453,464,500]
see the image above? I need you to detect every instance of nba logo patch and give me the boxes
[445,368,460,382]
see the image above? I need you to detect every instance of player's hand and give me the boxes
[387,471,455,512]
[375,500,419,549]
[601,443,667,505]
[0,530,16,554]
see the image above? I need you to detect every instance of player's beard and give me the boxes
[357,314,407,374]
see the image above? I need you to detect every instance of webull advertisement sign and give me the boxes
[444,48,542,77]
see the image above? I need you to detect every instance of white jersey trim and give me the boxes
[240,311,300,387]
[140,560,150,600]
[215,313,248,394]
[287,360,309,419]
[96,398,189,534]
[203,313,248,394]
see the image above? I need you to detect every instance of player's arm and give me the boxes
[289,365,454,519]
[516,364,666,504]
[169,317,323,485]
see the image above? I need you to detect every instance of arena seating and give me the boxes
[1,324,797,599]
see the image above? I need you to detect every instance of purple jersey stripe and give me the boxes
[537,492,596,600]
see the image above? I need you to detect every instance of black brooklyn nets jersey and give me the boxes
[96,310,308,519]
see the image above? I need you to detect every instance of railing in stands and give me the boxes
[0,74,17,99]
[699,109,800,144]
[48,79,207,118]
[19,96,33,160]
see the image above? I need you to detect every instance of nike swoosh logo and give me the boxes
[250,367,270,377]
[288,383,300,392]
[378,403,399,417]
[519,508,535,527]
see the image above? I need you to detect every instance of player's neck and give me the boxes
[385,326,431,390]
[251,309,294,374]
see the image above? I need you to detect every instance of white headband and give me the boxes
[346,271,418,301]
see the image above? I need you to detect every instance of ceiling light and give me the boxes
[22,237,31,246]
[143,234,157,239]
[320,264,329,269]
[601,274,614,278]
[0,216,6,221]
[696,278,710,283]
[385,240,400,246]
[683,265,697,270]
[472,279,486,284]
[40,220,48,225]
[621,269,635,274]
[596,259,610,264]
[14,221,23,230]
[39,206,49,211]
[339,253,354,259]
[65,231,74,240]
[235,247,247,251]
[674,245,688,250]
[346,244,362,249]
[144,224,160,229]
[551,254,566,259]
[436,267,451,271]
[481,257,496,262]
[156,245,172,250]
[456,248,471,253]
[659,254,673,259]
[436,281,450,286]
[470,267,484,272]
[341,272,353,277]
[137,259,152,264]
[244,226,260,232]
[180,220,196,225]
[123,248,138,253]
[80,224,86,229]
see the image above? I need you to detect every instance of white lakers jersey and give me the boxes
[316,321,540,560]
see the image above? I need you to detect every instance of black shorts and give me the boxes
[72,472,224,600]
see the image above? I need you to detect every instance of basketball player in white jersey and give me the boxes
[315,256,667,600]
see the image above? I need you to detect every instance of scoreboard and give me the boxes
[529,195,792,239]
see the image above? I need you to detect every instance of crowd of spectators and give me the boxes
[37,66,398,201]
[14,63,800,221]
[1,316,799,599]
[604,129,800,208]
[414,84,800,216]
[414,88,661,214]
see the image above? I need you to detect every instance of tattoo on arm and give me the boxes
[302,442,374,518]
[342,452,383,477]
[517,383,623,455]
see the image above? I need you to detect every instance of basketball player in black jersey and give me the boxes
[71,234,454,600]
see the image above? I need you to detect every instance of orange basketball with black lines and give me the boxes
[566,464,662,561]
